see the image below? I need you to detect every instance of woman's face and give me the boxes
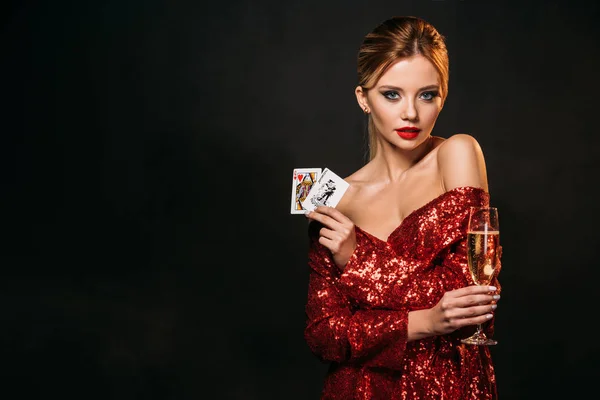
[357,54,444,151]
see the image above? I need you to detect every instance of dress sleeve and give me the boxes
[304,229,409,370]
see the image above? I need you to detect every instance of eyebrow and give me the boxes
[379,84,439,91]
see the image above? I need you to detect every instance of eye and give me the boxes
[420,91,439,101]
[382,91,400,100]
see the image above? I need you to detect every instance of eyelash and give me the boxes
[382,91,439,101]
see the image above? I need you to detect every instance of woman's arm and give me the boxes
[305,226,498,369]
[437,133,502,336]
[304,236,409,370]
[341,240,498,342]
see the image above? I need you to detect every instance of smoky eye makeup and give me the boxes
[382,90,400,100]
[420,91,439,101]
[381,89,440,101]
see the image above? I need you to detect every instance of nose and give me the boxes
[401,99,418,121]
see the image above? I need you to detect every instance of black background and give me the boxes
[2,0,599,399]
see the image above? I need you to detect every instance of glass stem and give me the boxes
[475,323,484,336]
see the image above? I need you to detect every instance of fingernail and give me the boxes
[488,286,497,291]
[491,304,497,310]
[486,314,493,319]
[493,295,500,300]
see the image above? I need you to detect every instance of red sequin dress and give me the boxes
[305,186,501,399]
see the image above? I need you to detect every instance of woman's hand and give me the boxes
[425,285,500,336]
[305,206,356,270]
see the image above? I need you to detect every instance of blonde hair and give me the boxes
[357,16,449,160]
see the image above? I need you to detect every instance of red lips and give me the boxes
[395,126,421,140]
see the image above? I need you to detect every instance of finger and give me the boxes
[319,226,338,241]
[318,236,339,252]
[451,285,497,297]
[447,304,497,320]
[307,210,344,231]
[314,206,352,225]
[452,313,494,329]
[452,294,500,308]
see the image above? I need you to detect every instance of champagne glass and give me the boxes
[461,206,500,346]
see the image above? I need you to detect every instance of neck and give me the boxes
[371,136,434,181]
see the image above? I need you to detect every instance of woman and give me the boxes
[304,16,502,399]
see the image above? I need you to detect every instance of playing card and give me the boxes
[301,168,349,212]
[290,168,322,214]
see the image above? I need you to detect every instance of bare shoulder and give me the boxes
[437,133,488,192]
[437,133,483,160]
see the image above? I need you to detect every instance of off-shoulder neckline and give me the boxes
[354,186,489,244]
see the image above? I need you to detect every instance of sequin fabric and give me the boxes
[305,186,501,400]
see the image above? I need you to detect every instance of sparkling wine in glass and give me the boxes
[461,206,500,346]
